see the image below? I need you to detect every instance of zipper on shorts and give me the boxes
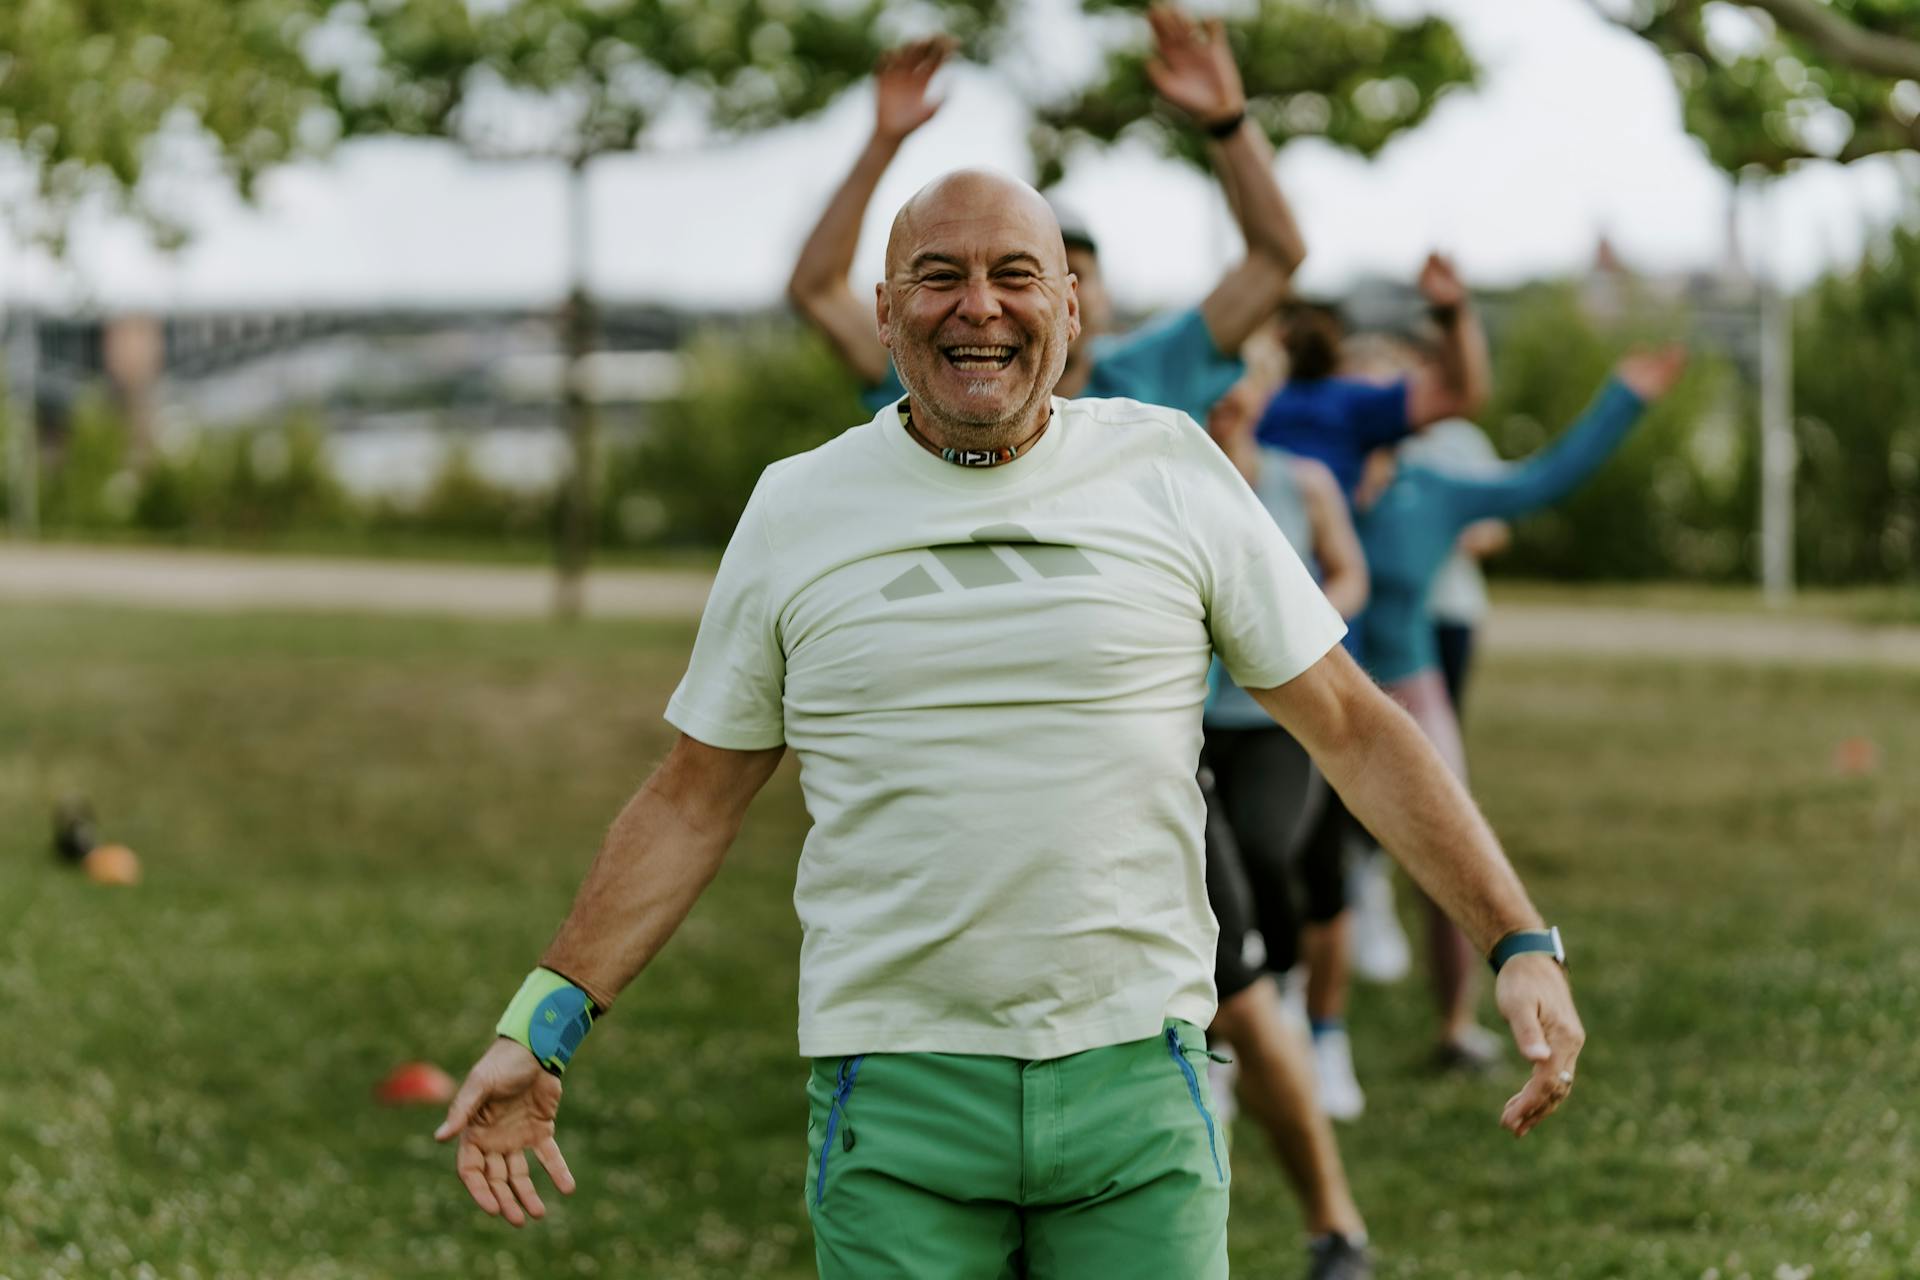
[1165,1026,1226,1184]
[814,1054,866,1207]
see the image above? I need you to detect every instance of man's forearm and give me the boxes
[1294,678,1540,952]
[788,130,902,302]
[1432,302,1492,417]
[539,751,773,1009]
[1207,120,1305,275]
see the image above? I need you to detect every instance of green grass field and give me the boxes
[2,606,1915,1279]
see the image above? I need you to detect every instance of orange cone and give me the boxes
[82,843,142,886]
[376,1061,457,1107]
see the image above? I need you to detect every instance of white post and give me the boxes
[1755,184,1795,604]
[5,307,38,539]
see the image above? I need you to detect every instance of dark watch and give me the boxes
[1488,926,1566,975]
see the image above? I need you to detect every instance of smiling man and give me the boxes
[434,168,1586,1279]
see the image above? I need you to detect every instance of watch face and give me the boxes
[1550,926,1567,965]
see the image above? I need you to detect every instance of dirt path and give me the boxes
[6,544,1919,669]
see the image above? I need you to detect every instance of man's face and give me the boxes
[1066,246,1112,346]
[878,176,1080,434]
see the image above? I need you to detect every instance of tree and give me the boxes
[312,0,1009,617]
[1600,0,1920,172]
[0,0,326,250]
[1031,0,1477,186]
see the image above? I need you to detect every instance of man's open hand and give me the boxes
[1146,6,1246,130]
[1417,252,1469,309]
[1494,954,1586,1137]
[435,1038,576,1226]
[874,37,955,142]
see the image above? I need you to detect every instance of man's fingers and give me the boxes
[1502,1057,1575,1137]
[485,1150,527,1227]
[534,1136,577,1196]
[508,1150,547,1220]
[457,1142,502,1216]
[435,1079,484,1142]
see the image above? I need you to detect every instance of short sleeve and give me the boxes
[860,364,908,414]
[662,473,788,750]
[1346,378,1413,451]
[1088,308,1243,424]
[1165,419,1347,690]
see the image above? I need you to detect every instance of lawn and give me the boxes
[1,605,1914,1279]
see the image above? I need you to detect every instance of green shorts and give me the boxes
[804,1020,1229,1279]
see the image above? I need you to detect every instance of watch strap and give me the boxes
[1488,926,1564,974]
[496,967,601,1076]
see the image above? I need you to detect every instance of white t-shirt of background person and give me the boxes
[1399,418,1504,627]
[664,395,1347,1061]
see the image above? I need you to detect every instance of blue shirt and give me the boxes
[1352,378,1646,683]
[860,307,1241,427]
[1254,376,1412,496]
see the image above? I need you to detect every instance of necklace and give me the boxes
[900,401,1050,468]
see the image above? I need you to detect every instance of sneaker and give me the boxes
[1347,851,1411,984]
[1434,1023,1505,1074]
[1310,1027,1365,1121]
[1306,1232,1373,1280]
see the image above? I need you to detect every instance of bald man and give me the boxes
[790,8,1305,431]
[435,168,1586,1279]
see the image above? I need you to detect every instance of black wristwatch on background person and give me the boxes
[1488,926,1566,975]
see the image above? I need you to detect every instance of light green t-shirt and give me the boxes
[665,396,1347,1060]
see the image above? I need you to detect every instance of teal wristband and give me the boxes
[496,968,601,1076]
[1488,926,1566,975]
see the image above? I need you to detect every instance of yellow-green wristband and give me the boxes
[496,968,601,1076]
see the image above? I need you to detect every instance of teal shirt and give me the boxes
[859,307,1241,427]
[1204,449,1317,729]
[1352,378,1647,683]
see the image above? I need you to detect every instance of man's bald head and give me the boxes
[874,167,1081,451]
[884,169,1069,280]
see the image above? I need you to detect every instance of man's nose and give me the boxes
[956,277,1002,325]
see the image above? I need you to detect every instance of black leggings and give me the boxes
[1201,725,1349,1000]
[1435,621,1476,714]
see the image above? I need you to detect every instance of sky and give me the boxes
[0,0,1913,316]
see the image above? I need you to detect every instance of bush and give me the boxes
[1793,225,1920,584]
[1478,282,1754,581]
[605,322,869,546]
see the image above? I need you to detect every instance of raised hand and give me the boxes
[873,37,956,142]
[1145,6,1246,130]
[1493,955,1585,1138]
[1417,252,1468,309]
[435,1038,576,1227]
[1615,343,1689,401]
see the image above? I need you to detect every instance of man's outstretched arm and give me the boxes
[1405,252,1493,427]
[787,37,953,386]
[435,735,785,1225]
[1251,649,1584,1138]
[1144,7,1305,353]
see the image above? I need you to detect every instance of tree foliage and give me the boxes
[0,0,325,247]
[314,0,1009,162]
[1032,0,1477,186]
[1607,0,1920,172]
[1792,223,1920,581]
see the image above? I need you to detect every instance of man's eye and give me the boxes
[998,270,1035,283]
[925,272,960,284]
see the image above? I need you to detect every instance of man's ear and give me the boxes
[1065,273,1082,345]
[876,283,892,349]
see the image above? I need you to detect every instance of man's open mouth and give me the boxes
[943,344,1019,372]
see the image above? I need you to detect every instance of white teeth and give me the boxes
[948,345,1014,358]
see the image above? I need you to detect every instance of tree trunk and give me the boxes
[554,155,598,620]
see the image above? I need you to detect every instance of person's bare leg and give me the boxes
[1302,912,1351,1023]
[1210,976,1366,1238]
